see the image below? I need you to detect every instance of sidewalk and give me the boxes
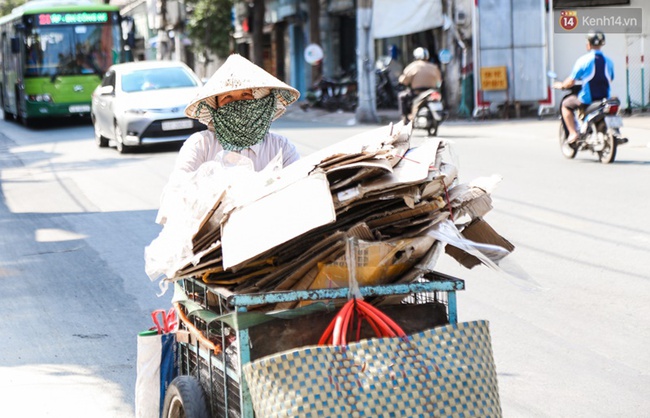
[283,104,401,127]
[283,102,650,129]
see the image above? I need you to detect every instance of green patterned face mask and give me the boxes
[196,93,276,151]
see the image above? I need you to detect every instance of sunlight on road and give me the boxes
[1,364,132,417]
[35,228,88,242]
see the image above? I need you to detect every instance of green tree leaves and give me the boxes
[185,0,233,59]
[1,0,27,17]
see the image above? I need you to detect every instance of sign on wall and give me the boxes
[480,66,508,91]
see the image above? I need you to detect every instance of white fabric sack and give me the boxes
[135,331,176,418]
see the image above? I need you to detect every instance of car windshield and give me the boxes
[25,23,122,77]
[120,67,199,93]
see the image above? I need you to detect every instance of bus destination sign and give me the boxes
[38,12,109,25]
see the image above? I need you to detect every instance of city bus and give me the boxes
[0,0,127,126]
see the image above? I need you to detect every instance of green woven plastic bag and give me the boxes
[243,320,501,417]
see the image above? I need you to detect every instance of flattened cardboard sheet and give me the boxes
[445,218,515,268]
[307,236,436,290]
[334,137,441,206]
[221,172,336,269]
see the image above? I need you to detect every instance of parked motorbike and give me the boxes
[407,88,446,137]
[303,71,357,112]
[375,58,398,109]
[555,84,628,164]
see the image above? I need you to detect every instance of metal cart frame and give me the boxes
[175,271,465,418]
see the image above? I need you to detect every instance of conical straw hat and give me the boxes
[185,54,300,126]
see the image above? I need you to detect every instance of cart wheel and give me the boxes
[162,376,210,418]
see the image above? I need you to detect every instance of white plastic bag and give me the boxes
[135,331,176,418]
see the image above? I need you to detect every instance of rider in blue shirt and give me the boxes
[554,31,614,144]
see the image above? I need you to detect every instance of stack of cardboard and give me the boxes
[147,123,513,298]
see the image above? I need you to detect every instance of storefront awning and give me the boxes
[372,0,444,39]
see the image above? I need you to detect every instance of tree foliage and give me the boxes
[185,0,233,59]
[1,0,27,17]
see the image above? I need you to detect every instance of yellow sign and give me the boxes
[480,66,508,91]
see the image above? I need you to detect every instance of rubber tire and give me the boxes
[428,120,439,137]
[114,122,130,154]
[376,87,391,109]
[20,115,32,128]
[93,117,109,148]
[16,85,32,128]
[559,123,577,159]
[162,376,210,418]
[1,86,10,121]
[598,132,617,164]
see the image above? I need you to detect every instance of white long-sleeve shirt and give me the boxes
[174,129,300,173]
[155,129,300,225]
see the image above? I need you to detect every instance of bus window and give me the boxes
[24,22,121,78]
[26,35,44,75]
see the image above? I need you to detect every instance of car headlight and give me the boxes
[147,107,178,113]
[27,94,53,103]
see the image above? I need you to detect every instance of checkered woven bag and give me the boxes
[243,320,501,417]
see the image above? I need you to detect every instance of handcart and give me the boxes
[164,270,465,418]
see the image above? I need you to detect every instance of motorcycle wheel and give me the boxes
[598,132,617,164]
[323,97,339,112]
[341,94,357,112]
[428,120,439,137]
[559,123,578,159]
[376,90,391,109]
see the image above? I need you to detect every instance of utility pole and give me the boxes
[355,0,379,123]
[173,0,185,62]
[156,0,170,60]
[308,0,321,85]
[251,0,265,66]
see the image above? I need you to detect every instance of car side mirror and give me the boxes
[99,85,115,96]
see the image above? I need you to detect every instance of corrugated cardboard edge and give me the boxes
[445,218,514,269]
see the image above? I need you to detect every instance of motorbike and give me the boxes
[375,57,399,109]
[552,77,627,164]
[303,71,357,112]
[407,88,446,137]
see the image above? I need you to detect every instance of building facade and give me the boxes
[113,0,470,114]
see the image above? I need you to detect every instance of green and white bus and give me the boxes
[0,0,127,126]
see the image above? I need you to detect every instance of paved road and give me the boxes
[0,109,649,417]
[414,115,650,417]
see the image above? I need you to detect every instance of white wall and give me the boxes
[552,0,650,109]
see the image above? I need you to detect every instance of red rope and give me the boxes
[319,299,406,346]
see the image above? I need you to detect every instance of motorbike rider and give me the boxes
[553,30,614,144]
[398,47,442,124]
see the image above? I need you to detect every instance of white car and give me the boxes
[91,61,206,153]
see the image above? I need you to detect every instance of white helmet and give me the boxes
[413,47,430,61]
[587,30,606,47]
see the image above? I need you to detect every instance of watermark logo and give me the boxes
[554,8,642,34]
[559,10,578,31]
